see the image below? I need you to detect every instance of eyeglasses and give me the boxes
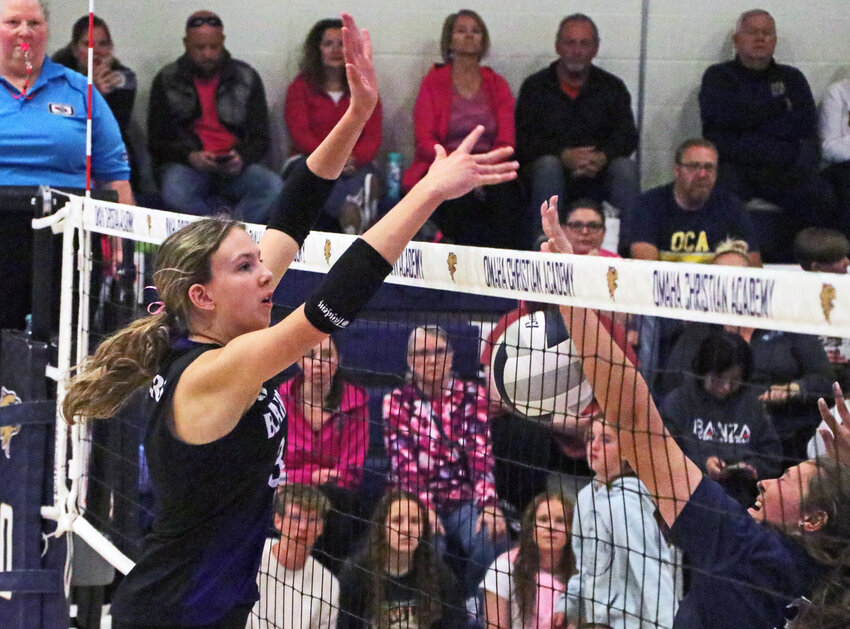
[678,161,717,174]
[565,220,604,233]
[186,15,223,29]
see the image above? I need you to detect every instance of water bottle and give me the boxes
[386,152,402,203]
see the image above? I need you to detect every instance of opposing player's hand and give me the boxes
[341,13,378,119]
[540,196,573,255]
[819,382,850,465]
[423,125,517,201]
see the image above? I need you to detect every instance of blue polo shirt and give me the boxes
[670,476,824,628]
[0,57,129,186]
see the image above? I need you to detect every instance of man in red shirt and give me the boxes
[148,11,282,222]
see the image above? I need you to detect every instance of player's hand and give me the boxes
[819,382,850,464]
[540,196,574,255]
[341,13,378,119]
[423,125,517,201]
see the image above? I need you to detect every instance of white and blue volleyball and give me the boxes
[490,309,593,420]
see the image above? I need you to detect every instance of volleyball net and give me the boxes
[7,192,850,627]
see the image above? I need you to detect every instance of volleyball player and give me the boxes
[61,14,518,628]
[540,197,850,629]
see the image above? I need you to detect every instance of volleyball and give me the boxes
[490,309,594,420]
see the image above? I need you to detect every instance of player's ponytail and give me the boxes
[62,312,171,422]
[62,217,241,423]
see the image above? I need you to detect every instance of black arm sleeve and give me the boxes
[266,158,335,246]
[304,238,393,333]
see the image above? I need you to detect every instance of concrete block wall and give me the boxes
[46,0,850,191]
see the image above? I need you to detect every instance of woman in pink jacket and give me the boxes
[285,18,383,234]
[279,336,370,572]
[404,10,525,249]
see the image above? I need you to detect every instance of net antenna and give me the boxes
[85,0,95,198]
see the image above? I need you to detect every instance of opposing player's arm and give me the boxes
[540,198,701,526]
[260,13,379,284]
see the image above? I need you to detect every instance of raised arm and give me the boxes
[260,13,379,283]
[540,199,702,526]
[177,125,517,444]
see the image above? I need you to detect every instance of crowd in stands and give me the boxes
[6,5,849,262]
[6,2,850,628]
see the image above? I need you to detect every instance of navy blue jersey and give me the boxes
[111,340,287,626]
[631,183,757,262]
[670,477,824,628]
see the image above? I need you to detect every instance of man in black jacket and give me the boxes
[148,11,282,222]
[515,13,639,249]
[699,9,836,261]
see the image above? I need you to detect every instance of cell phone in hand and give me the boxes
[214,154,234,163]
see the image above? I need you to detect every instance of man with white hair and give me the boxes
[698,9,836,262]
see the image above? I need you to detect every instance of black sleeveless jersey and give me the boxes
[111,340,287,626]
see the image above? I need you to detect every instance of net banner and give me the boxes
[77,196,850,337]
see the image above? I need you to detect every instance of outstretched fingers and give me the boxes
[818,382,850,462]
[341,13,378,112]
[455,124,486,154]
[540,196,572,254]
[471,145,515,165]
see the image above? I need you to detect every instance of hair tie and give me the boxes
[145,285,166,315]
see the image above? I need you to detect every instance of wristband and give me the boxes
[267,159,335,246]
[304,239,392,333]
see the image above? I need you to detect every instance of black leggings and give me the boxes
[112,604,252,629]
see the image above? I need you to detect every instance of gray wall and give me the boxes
[46,0,850,191]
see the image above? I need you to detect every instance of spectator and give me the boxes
[384,325,511,598]
[337,490,467,629]
[557,418,677,629]
[0,0,132,330]
[661,330,782,506]
[699,9,836,262]
[629,138,760,265]
[52,14,138,185]
[515,13,639,248]
[662,240,833,465]
[148,10,282,222]
[249,484,338,629]
[820,77,850,233]
[795,228,850,392]
[279,336,369,572]
[483,491,574,629]
[560,197,617,257]
[403,10,523,249]
[285,18,383,234]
